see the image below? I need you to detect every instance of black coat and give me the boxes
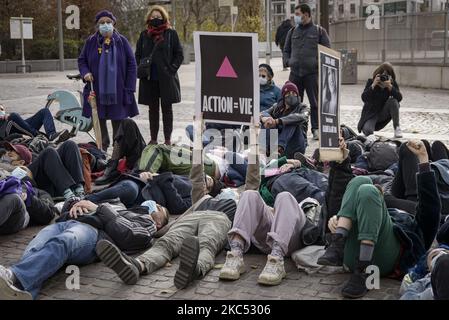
[357,79,403,133]
[135,29,184,106]
[275,20,293,48]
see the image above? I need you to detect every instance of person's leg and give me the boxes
[57,141,85,192]
[384,194,417,215]
[86,180,140,208]
[391,143,419,202]
[28,147,76,198]
[303,73,319,133]
[432,141,449,161]
[161,103,173,144]
[99,119,110,151]
[258,192,307,286]
[9,221,98,299]
[362,117,377,136]
[111,120,122,146]
[279,125,306,158]
[113,119,146,169]
[25,108,56,136]
[148,81,161,143]
[175,213,231,289]
[220,191,273,281]
[7,113,37,136]
[0,194,28,235]
[384,98,400,129]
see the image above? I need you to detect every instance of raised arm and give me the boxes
[245,121,261,191]
[190,115,207,204]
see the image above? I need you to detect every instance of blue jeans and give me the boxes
[8,108,56,137]
[86,180,142,208]
[10,220,98,299]
[264,124,307,159]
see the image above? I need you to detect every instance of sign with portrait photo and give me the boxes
[318,45,343,161]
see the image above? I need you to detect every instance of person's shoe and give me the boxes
[52,129,71,144]
[0,265,32,300]
[312,129,319,141]
[94,158,108,172]
[341,260,371,299]
[174,236,200,289]
[61,196,81,214]
[95,159,120,186]
[149,140,158,145]
[96,240,141,285]
[257,255,286,286]
[317,233,346,266]
[164,140,172,146]
[394,127,403,139]
[219,251,246,281]
[294,152,317,170]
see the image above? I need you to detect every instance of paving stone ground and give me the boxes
[0,58,448,300]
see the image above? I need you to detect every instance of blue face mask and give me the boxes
[294,15,302,25]
[141,200,157,214]
[99,23,114,36]
[0,111,6,117]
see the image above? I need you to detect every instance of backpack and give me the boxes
[366,140,400,171]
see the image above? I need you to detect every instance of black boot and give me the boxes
[95,159,120,185]
[317,233,346,266]
[341,260,371,299]
[174,236,200,289]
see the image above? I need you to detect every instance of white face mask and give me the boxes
[260,77,268,86]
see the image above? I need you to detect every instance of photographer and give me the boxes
[357,62,403,138]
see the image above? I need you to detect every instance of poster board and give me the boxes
[194,32,259,125]
[318,45,343,161]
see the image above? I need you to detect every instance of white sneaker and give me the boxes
[0,265,32,300]
[257,255,286,286]
[219,251,246,281]
[394,127,403,138]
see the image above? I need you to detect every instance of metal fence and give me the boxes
[329,11,449,65]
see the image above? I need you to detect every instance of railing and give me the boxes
[329,11,449,65]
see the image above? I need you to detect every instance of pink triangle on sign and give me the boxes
[216,56,238,78]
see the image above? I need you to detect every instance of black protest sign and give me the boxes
[318,45,343,161]
[194,32,259,125]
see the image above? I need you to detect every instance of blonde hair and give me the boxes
[145,5,170,26]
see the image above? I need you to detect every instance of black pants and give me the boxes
[362,98,400,136]
[431,140,449,162]
[391,143,420,204]
[148,80,173,142]
[112,119,147,169]
[289,73,319,131]
[0,194,27,235]
[99,119,122,151]
[28,140,85,197]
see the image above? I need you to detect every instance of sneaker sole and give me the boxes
[257,272,286,286]
[174,237,200,290]
[219,267,246,281]
[0,277,32,300]
[96,240,139,285]
[317,257,343,267]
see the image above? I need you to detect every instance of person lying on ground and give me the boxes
[317,139,441,299]
[0,104,70,143]
[399,245,449,300]
[260,81,309,158]
[0,176,57,236]
[219,140,325,286]
[0,140,86,201]
[94,116,258,290]
[0,199,167,300]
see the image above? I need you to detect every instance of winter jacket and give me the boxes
[275,20,293,48]
[357,79,403,133]
[283,21,331,77]
[57,203,156,254]
[262,100,310,134]
[135,29,184,106]
[260,82,282,112]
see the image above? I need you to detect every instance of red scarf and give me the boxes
[147,23,169,44]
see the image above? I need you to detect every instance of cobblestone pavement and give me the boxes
[0,58,447,300]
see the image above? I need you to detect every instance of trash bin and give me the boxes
[182,43,191,65]
[339,49,358,84]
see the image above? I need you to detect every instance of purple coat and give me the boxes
[78,32,139,120]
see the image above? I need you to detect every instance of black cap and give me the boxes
[259,64,274,78]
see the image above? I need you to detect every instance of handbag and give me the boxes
[137,41,159,80]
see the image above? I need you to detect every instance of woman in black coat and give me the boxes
[357,62,403,138]
[135,6,184,145]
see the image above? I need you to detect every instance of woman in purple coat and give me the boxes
[78,10,139,151]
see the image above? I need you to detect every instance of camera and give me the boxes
[380,74,391,82]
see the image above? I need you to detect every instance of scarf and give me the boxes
[98,33,118,106]
[147,23,169,44]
